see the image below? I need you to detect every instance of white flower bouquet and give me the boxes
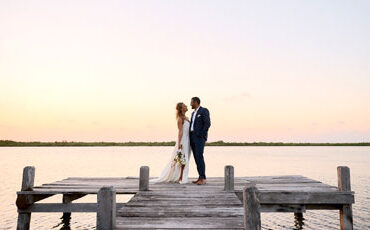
[176,148,186,166]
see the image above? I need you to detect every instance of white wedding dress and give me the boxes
[150,120,191,184]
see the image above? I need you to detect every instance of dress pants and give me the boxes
[190,132,206,179]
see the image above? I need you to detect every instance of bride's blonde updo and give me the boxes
[176,102,185,119]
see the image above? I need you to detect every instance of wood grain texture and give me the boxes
[15,168,355,229]
[338,166,353,230]
[139,166,149,191]
[225,165,234,191]
[97,187,116,230]
[116,190,244,229]
[243,185,261,230]
[17,166,35,230]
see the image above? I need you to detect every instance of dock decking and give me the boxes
[16,166,354,230]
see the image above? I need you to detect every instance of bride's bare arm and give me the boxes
[177,118,183,150]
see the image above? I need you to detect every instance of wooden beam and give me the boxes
[305,204,342,210]
[17,166,35,230]
[261,204,305,213]
[243,185,261,230]
[338,166,353,230]
[16,194,54,209]
[97,186,116,230]
[236,191,354,204]
[17,190,137,195]
[224,165,234,192]
[21,203,97,213]
[18,203,125,213]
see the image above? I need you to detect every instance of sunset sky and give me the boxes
[0,0,369,142]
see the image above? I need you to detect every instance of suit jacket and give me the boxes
[190,106,211,141]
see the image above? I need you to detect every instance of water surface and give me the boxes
[0,146,369,229]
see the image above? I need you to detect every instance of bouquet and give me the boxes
[176,147,186,166]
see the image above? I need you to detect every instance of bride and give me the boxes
[150,102,191,184]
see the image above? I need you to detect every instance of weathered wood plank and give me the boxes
[126,200,242,206]
[18,203,125,213]
[258,191,354,204]
[47,175,318,184]
[115,217,244,229]
[118,207,243,218]
[235,191,354,204]
[255,186,338,192]
[15,168,355,229]
[17,189,137,195]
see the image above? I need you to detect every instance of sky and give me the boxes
[0,0,369,142]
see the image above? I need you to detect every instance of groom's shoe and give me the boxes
[192,179,200,184]
[196,179,206,185]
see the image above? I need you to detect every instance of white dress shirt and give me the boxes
[190,107,200,131]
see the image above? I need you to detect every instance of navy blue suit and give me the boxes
[189,106,211,180]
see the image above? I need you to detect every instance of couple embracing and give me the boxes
[150,97,211,185]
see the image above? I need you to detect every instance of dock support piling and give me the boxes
[243,185,261,230]
[62,194,85,222]
[337,166,353,230]
[97,186,116,230]
[17,166,35,230]
[224,165,234,191]
[139,166,149,191]
[62,195,72,220]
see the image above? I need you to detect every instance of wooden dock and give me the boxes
[16,166,355,230]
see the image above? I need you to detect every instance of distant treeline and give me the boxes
[0,140,369,147]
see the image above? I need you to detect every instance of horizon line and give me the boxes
[1,140,369,146]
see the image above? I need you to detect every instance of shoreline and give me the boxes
[1,140,369,147]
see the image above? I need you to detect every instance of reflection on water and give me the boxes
[0,146,369,229]
[52,215,70,230]
[293,213,304,230]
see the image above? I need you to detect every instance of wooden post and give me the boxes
[61,194,85,222]
[97,186,116,230]
[243,184,261,230]
[337,166,353,230]
[17,166,35,230]
[139,166,149,191]
[224,165,234,191]
[62,195,72,221]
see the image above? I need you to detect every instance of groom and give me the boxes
[189,97,211,185]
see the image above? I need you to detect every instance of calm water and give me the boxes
[0,146,369,229]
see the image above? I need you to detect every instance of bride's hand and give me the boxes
[178,144,182,150]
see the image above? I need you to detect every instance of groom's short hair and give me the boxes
[192,97,201,104]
